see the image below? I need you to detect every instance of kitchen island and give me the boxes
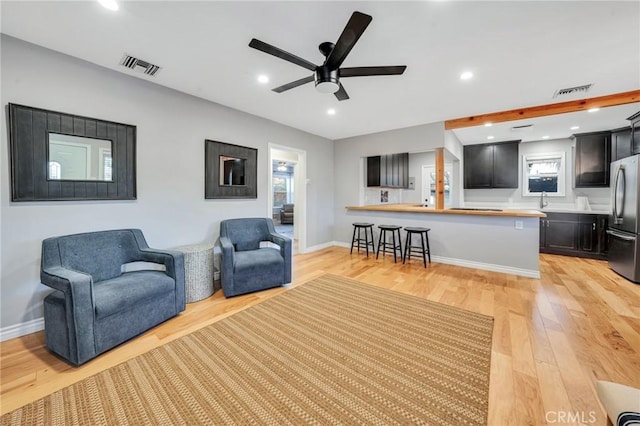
[343,204,546,278]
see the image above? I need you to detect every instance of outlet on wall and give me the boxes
[515,220,524,230]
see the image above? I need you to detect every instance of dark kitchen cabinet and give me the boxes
[464,144,493,188]
[366,153,409,188]
[493,142,519,188]
[464,140,520,189]
[630,111,640,155]
[578,215,597,253]
[540,212,608,259]
[543,213,579,251]
[366,156,381,187]
[574,131,611,187]
[611,127,632,162]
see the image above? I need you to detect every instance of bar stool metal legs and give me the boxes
[350,223,375,256]
[403,227,431,267]
[376,225,403,262]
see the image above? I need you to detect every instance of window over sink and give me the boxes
[522,152,565,196]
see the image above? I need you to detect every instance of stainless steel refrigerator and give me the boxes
[608,154,640,283]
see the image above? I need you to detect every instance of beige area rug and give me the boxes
[2,274,494,425]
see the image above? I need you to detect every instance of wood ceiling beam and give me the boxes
[444,90,640,130]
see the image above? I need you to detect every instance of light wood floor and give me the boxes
[2,248,640,425]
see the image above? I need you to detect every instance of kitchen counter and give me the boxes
[540,208,611,215]
[343,203,543,278]
[346,203,546,218]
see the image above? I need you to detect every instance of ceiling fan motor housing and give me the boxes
[315,67,340,94]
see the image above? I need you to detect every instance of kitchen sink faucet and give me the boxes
[540,191,548,209]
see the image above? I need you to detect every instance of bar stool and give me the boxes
[376,225,403,262]
[403,227,431,267]
[350,223,375,256]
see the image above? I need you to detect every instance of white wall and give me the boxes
[404,151,435,205]
[332,122,445,242]
[463,137,611,210]
[0,35,334,330]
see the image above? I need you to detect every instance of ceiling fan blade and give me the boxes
[272,75,315,93]
[325,11,372,70]
[340,66,407,77]
[249,38,317,72]
[334,83,350,101]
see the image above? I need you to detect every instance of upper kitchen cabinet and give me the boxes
[464,140,519,189]
[574,131,611,187]
[630,111,640,155]
[366,153,409,188]
[611,127,632,162]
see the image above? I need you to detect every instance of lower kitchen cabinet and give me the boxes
[540,212,608,259]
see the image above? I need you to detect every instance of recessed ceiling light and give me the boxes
[98,0,119,11]
[542,135,550,139]
[588,107,600,113]
[257,75,269,84]
[487,135,494,140]
[484,122,492,127]
[327,108,336,116]
[460,71,474,80]
[570,125,580,130]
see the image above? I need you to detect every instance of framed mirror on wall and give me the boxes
[8,103,136,201]
[205,140,257,199]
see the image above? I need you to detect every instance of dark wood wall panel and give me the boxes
[33,110,48,200]
[205,140,258,199]
[8,103,136,202]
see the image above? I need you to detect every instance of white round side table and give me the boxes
[174,243,215,303]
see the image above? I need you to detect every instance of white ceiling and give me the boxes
[1,1,639,141]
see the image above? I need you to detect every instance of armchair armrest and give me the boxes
[41,266,92,294]
[138,249,184,279]
[218,236,236,293]
[41,266,96,364]
[138,249,185,312]
[268,232,292,283]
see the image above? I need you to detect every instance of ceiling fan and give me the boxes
[248,11,407,101]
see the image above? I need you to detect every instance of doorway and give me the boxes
[422,163,453,207]
[268,144,307,253]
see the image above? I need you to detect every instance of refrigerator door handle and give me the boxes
[613,166,625,224]
[606,229,636,241]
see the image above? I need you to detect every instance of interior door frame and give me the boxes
[268,143,307,253]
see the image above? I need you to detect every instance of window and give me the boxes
[100,149,112,181]
[273,172,294,208]
[49,161,61,180]
[522,153,565,196]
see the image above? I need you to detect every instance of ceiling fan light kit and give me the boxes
[315,68,340,94]
[249,11,407,101]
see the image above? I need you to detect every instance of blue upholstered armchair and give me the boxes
[40,229,185,365]
[218,218,292,297]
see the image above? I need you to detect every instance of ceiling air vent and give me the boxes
[511,124,534,132]
[119,54,161,76]
[553,84,593,98]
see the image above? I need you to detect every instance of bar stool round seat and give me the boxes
[403,227,431,267]
[350,223,375,256]
[376,225,403,263]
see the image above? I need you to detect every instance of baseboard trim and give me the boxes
[302,241,349,253]
[326,242,540,278]
[430,255,540,279]
[0,317,44,342]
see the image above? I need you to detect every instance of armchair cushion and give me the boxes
[93,271,175,319]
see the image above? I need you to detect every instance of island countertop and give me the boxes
[345,203,546,218]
